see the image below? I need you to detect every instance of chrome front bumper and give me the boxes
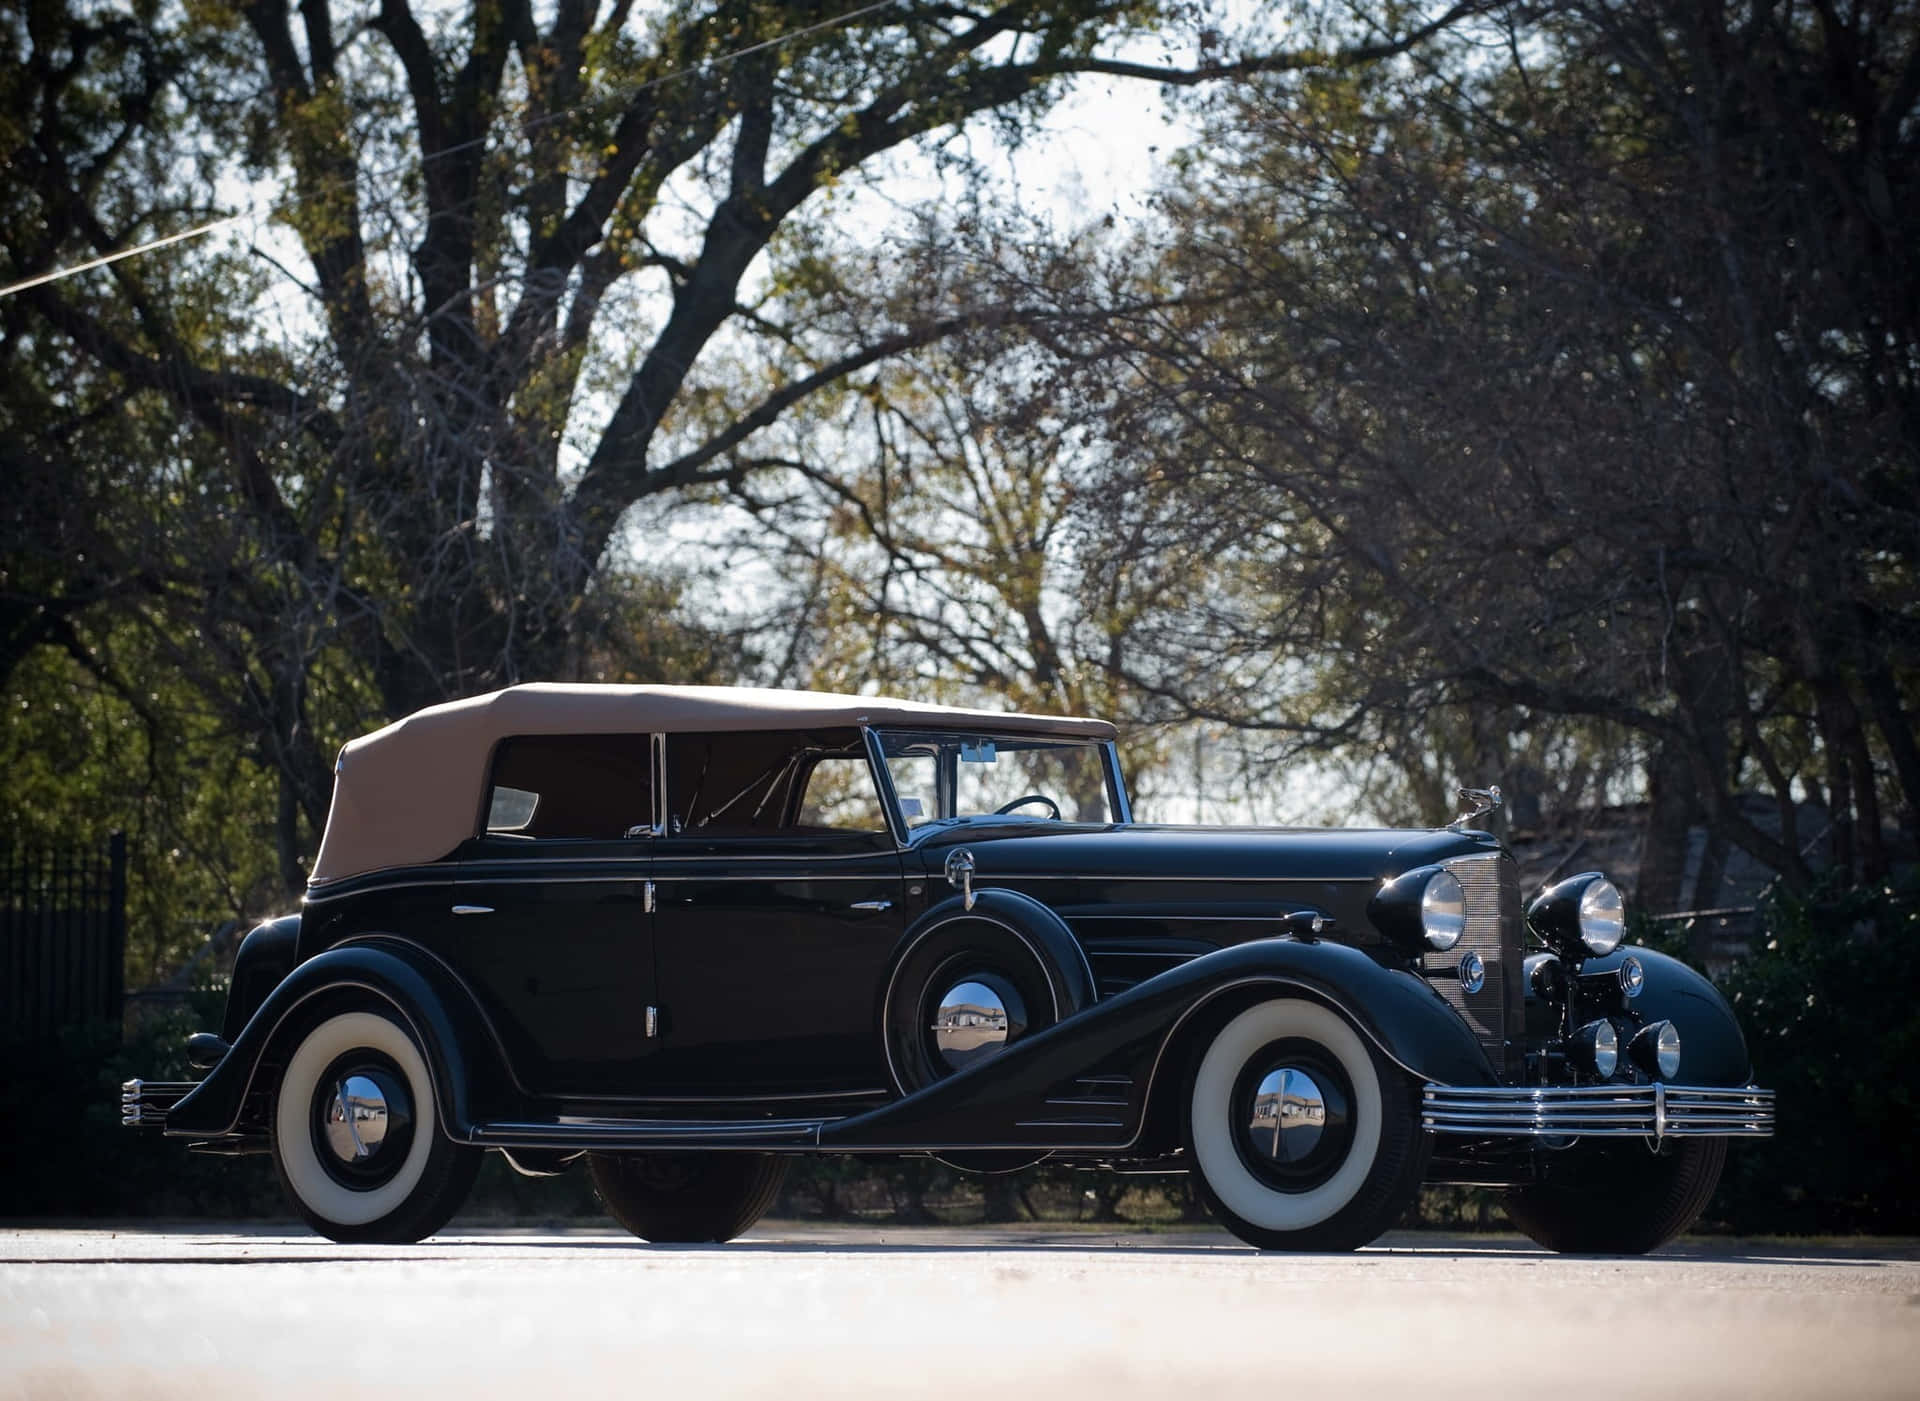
[121,1079,197,1128]
[1422,1083,1775,1139]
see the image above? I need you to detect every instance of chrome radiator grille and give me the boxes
[1425,852,1521,1067]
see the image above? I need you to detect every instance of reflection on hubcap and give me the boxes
[931,976,1027,1071]
[324,1074,394,1162]
[1246,1066,1329,1164]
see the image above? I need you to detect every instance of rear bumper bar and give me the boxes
[1422,1082,1774,1139]
[121,1079,197,1128]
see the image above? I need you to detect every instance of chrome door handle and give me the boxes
[849,899,893,912]
[451,904,494,916]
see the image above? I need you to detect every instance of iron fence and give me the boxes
[0,833,127,1046]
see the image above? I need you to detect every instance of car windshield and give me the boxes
[876,729,1116,830]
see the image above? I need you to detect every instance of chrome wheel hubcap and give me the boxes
[1245,1067,1330,1165]
[931,976,1027,1071]
[324,1074,395,1162]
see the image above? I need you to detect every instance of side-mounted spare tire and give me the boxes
[882,887,1098,1094]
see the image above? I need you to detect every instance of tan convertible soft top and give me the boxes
[308,683,1116,886]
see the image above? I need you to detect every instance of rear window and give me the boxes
[484,734,654,840]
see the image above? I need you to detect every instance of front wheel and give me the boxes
[588,1151,788,1243]
[1503,1136,1726,1254]
[1185,998,1427,1252]
[269,1007,482,1243]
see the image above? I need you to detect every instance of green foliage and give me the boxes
[1706,875,1920,1233]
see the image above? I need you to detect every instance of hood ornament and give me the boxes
[1446,785,1502,831]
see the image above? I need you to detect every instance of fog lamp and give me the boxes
[1629,1020,1682,1080]
[1572,1019,1619,1079]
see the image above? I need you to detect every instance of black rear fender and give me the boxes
[220,914,302,1043]
[165,939,516,1140]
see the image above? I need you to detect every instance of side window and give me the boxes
[665,728,888,837]
[485,733,654,840]
[884,751,938,826]
[795,756,890,833]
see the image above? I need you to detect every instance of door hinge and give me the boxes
[645,1005,659,1039]
[644,879,655,913]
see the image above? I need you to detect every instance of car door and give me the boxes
[447,732,657,1099]
[648,728,906,1098]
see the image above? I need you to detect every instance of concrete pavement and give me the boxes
[5,1225,1916,1400]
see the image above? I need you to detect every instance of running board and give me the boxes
[467,1116,831,1151]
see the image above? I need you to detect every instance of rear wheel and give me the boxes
[1503,1136,1726,1254]
[1185,998,1426,1252]
[269,1008,482,1243]
[587,1151,788,1243]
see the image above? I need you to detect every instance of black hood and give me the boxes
[913,823,1501,884]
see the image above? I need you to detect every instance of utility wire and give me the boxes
[0,0,904,301]
[0,215,247,299]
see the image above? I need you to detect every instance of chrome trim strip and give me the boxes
[1420,1083,1775,1139]
[987,873,1381,884]
[1077,914,1293,923]
[1014,1118,1127,1130]
[652,732,669,837]
[304,870,458,903]
[1103,741,1134,825]
[304,862,459,896]
[569,1087,891,1106]
[652,872,902,882]
[471,1117,829,1149]
[862,726,913,850]
[119,1079,197,1128]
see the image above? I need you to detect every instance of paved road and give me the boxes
[5,1225,1917,1400]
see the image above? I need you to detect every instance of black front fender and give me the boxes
[820,936,1497,1153]
[1581,946,1753,1084]
[165,939,516,1140]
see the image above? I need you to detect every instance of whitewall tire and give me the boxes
[269,1007,481,1243]
[1186,998,1427,1252]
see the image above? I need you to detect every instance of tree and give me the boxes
[3,0,1486,905]
[1025,0,1919,891]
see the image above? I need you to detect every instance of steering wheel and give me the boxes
[993,793,1061,819]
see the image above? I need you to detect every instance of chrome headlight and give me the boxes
[1367,863,1477,956]
[1528,871,1627,959]
[1420,870,1466,951]
[1578,879,1625,955]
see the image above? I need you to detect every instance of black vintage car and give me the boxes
[123,684,1772,1251]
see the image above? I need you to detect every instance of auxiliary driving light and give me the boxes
[1572,1019,1619,1079]
[1629,1020,1682,1079]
